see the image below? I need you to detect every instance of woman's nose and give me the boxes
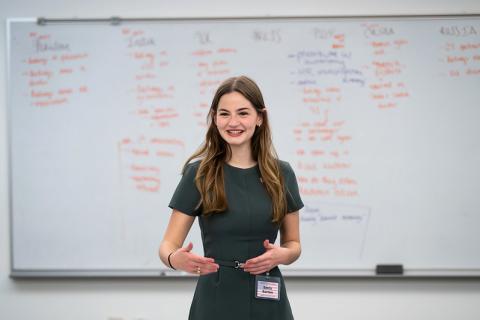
[228,115,240,126]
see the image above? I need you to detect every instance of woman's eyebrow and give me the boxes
[217,107,251,112]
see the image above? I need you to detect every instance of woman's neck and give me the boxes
[227,145,256,168]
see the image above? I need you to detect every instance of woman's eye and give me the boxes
[239,112,249,116]
[219,113,229,117]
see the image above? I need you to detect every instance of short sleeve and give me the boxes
[168,161,202,216]
[280,161,304,213]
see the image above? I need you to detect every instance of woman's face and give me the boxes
[215,91,262,149]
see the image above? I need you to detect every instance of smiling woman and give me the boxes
[159,75,304,320]
[215,91,263,154]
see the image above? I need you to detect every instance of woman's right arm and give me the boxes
[159,209,219,275]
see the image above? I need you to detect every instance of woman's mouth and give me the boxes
[226,129,244,137]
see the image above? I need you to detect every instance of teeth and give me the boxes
[227,130,243,134]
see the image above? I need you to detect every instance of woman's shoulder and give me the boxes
[182,159,201,175]
[276,159,295,176]
[185,159,201,169]
[277,159,293,170]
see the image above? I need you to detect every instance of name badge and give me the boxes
[255,275,281,301]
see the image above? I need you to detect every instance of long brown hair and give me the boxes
[184,76,287,224]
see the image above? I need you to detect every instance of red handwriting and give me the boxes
[22,33,90,108]
[192,49,213,56]
[363,25,411,109]
[298,174,359,198]
[33,98,68,107]
[118,135,185,193]
[368,80,409,109]
[60,53,88,62]
[191,44,236,128]
[130,176,161,192]
[441,40,480,78]
[121,28,179,128]
[290,68,358,198]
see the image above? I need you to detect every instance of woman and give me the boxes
[159,75,303,320]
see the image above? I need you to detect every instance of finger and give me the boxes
[245,255,267,266]
[189,260,219,272]
[178,242,193,253]
[191,263,218,276]
[206,262,220,270]
[264,240,276,250]
[184,242,193,252]
[245,257,260,265]
[244,263,271,273]
[265,243,276,250]
[190,264,202,275]
[191,255,217,265]
[195,260,219,269]
[200,257,216,263]
[200,263,219,272]
[193,267,201,275]
[263,239,270,248]
[245,266,269,275]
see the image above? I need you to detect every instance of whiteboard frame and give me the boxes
[9,268,480,278]
[6,14,480,278]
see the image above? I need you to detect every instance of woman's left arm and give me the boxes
[278,211,301,265]
[243,211,301,274]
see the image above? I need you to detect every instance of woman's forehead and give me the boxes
[218,92,254,110]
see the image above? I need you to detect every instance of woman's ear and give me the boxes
[257,107,265,126]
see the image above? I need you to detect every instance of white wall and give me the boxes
[1,1,480,319]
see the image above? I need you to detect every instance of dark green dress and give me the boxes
[169,160,304,320]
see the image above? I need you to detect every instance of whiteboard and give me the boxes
[7,16,480,277]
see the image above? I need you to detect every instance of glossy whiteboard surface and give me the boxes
[7,16,480,277]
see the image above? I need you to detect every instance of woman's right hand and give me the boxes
[170,242,219,275]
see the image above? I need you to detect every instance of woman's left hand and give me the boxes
[242,239,287,275]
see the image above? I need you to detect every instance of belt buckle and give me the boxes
[234,260,244,269]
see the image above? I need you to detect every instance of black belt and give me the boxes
[215,259,245,269]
